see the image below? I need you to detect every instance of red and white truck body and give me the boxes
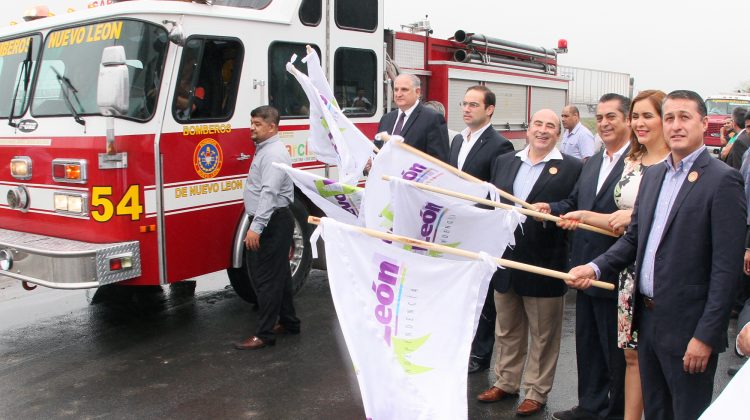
[0,0,567,295]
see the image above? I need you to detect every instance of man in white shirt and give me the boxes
[560,105,596,161]
[535,94,632,420]
[447,85,513,374]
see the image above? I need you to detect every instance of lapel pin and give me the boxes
[549,167,558,175]
[688,171,698,183]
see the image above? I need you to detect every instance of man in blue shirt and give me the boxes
[568,91,745,420]
[560,105,596,161]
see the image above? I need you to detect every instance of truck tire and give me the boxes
[227,196,312,303]
[227,266,257,304]
[288,197,313,295]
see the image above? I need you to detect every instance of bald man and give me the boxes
[477,109,582,416]
[560,105,596,161]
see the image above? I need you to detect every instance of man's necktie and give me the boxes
[393,112,406,136]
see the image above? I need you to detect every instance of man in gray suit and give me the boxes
[567,90,746,420]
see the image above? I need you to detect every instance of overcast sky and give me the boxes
[384,0,747,98]
[3,0,746,99]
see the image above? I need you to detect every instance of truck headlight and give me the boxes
[10,156,32,180]
[54,192,87,216]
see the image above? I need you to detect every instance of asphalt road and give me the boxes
[0,271,743,419]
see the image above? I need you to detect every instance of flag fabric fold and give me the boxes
[319,217,497,420]
[388,178,523,259]
[286,49,375,183]
[273,162,363,225]
[363,138,491,232]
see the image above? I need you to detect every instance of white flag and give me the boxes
[273,163,363,224]
[286,50,375,183]
[364,138,491,231]
[699,360,750,419]
[389,178,523,259]
[319,217,497,420]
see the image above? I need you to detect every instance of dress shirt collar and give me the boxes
[603,141,629,163]
[460,122,492,142]
[566,122,583,137]
[254,134,281,151]
[516,146,563,164]
[664,145,706,172]
[399,100,420,119]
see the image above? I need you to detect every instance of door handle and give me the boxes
[236,153,252,161]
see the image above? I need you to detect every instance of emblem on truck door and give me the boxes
[17,119,38,133]
[193,138,223,179]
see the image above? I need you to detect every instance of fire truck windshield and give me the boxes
[0,34,41,119]
[31,20,168,121]
[706,98,750,115]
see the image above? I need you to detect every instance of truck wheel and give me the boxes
[227,266,257,304]
[289,197,313,295]
[227,197,312,303]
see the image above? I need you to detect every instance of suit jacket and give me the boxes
[491,153,583,297]
[449,128,514,181]
[725,131,750,170]
[377,103,450,163]
[549,146,630,299]
[592,149,746,355]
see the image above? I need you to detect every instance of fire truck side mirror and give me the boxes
[97,46,130,117]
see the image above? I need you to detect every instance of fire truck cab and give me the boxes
[703,94,750,156]
[0,0,568,302]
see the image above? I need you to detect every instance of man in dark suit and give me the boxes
[448,85,514,374]
[535,93,631,420]
[449,85,514,180]
[567,90,746,420]
[476,109,582,417]
[721,107,747,169]
[376,74,450,162]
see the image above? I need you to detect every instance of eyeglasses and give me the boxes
[459,101,482,109]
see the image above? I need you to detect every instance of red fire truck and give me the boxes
[0,0,568,302]
[703,94,750,156]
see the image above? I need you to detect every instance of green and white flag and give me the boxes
[273,163,363,225]
[319,217,497,420]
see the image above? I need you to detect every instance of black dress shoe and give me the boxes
[551,406,600,420]
[272,323,300,335]
[468,359,490,374]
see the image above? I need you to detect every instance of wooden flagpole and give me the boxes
[389,138,535,210]
[308,216,615,291]
[383,176,619,238]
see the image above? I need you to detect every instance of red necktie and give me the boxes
[393,112,406,136]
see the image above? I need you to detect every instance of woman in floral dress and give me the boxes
[557,90,670,420]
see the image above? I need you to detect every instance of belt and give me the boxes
[641,296,655,310]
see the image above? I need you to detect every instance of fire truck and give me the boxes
[703,94,750,156]
[0,0,568,303]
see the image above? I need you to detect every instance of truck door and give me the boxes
[159,35,248,283]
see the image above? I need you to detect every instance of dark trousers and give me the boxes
[246,208,300,341]
[575,291,625,418]
[638,305,717,420]
[470,286,496,364]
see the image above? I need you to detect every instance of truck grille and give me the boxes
[706,121,722,136]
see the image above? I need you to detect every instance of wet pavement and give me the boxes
[0,271,742,419]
